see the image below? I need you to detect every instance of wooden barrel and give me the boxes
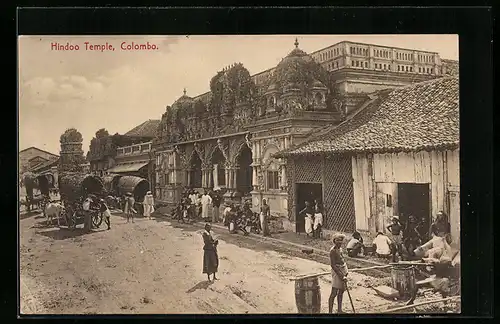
[294,277,321,313]
[391,265,416,299]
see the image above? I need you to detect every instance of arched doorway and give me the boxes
[236,145,253,196]
[211,147,226,189]
[189,152,202,188]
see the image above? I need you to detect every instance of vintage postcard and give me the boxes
[18,34,460,315]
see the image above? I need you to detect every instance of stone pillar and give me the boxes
[232,165,239,189]
[280,163,287,189]
[186,169,192,187]
[171,152,177,184]
[213,164,219,188]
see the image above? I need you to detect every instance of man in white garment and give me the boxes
[200,190,213,221]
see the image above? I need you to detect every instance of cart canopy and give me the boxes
[117,176,150,201]
[59,172,105,202]
[102,174,122,194]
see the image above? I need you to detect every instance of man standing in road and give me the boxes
[202,223,219,282]
[82,195,93,232]
[124,192,136,223]
[143,191,155,219]
[329,233,349,314]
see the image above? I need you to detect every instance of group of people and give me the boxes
[327,211,454,314]
[173,188,272,237]
[221,199,269,236]
[80,190,155,232]
[300,200,324,239]
[173,189,223,224]
[344,211,452,263]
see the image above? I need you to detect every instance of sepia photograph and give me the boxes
[18,34,460,315]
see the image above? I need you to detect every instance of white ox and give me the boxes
[45,202,65,227]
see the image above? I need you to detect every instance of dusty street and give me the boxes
[20,211,451,315]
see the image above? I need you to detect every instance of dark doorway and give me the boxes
[236,145,253,196]
[398,183,431,241]
[211,147,226,188]
[189,153,202,188]
[295,183,323,233]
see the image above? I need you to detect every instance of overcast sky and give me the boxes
[18,34,458,155]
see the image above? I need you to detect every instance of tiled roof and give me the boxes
[30,157,59,172]
[124,119,161,138]
[276,76,459,157]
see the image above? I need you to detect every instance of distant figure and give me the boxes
[200,191,213,222]
[387,216,403,262]
[189,190,198,219]
[99,200,111,230]
[300,201,314,236]
[346,231,365,257]
[143,191,155,219]
[329,233,348,314]
[202,223,219,282]
[124,192,136,223]
[312,206,323,239]
[403,215,422,258]
[372,232,392,259]
[211,190,223,223]
[222,202,232,226]
[260,199,271,237]
[82,195,93,232]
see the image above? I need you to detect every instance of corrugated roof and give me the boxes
[124,119,161,138]
[108,162,148,174]
[276,76,459,157]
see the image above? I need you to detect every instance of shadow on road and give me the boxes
[19,211,41,220]
[37,228,101,240]
[186,280,214,293]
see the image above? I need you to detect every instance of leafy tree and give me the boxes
[95,128,109,139]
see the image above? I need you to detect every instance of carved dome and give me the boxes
[173,88,194,106]
[171,88,195,114]
[311,78,327,90]
[270,38,316,88]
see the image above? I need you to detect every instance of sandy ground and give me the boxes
[19,211,458,315]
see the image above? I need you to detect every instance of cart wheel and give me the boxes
[92,212,103,228]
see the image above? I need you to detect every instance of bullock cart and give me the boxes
[58,172,106,229]
[115,176,150,215]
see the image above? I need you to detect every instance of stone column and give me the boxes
[186,169,192,187]
[232,165,239,190]
[280,162,287,189]
[213,164,219,188]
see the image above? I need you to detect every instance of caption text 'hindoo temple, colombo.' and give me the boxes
[84,39,459,237]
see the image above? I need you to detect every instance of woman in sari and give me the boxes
[202,223,219,282]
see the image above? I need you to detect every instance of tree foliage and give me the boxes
[60,128,83,144]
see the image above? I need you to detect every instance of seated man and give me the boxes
[372,232,392,259]
[346,231,365,257]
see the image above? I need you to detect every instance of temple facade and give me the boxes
[152,39,458,217]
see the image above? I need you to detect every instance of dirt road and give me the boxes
[19,211,455,314]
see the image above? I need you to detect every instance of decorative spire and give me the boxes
[183,88,187,96]
[294,37,299,48]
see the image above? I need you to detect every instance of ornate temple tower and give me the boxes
[59,128,86,172]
